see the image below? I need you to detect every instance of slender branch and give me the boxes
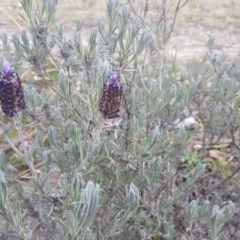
[14,118,36,178]
[127,0,162,56]
[0,7,24,30]
[198,163,240,200]
[48,51,60,69]
[0,231,24,240]
[142,0,149,23]
[74,120,105,174]
[230,125,240,151]
[41,71,65,99]
[1,131,35,154]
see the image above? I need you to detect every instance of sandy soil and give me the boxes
[0,0,239,61]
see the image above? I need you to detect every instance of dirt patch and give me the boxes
[0,0,240,60]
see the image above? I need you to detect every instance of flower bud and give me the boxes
[0,62,25,117]
[98,72,122,119]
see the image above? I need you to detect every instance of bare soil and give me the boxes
[0,0,239,60]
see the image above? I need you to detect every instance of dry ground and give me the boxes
[0,0,240,60]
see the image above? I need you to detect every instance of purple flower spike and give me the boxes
[98,72,122,119]
[0,62,25,117]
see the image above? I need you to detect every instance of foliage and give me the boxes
[0,0,238,239]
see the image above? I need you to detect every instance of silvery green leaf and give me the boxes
[172,187,183,199]
[75,31,82,56]
[49,35,56,49]
[6,203,15,227]
[42,149,52,166]
[0,231,24,240]
[25,86,38,109]
[187,200,198,230]
[5,136,23,157]
[208,35,215,50]
[16,201,24,230]
[21,30,30,50]
[106,0,119,30]
[141,126,161,154]
[58,24,63,41]
[136,30,149,55]
[97,59,111,83]
[65,211,75,234]
[76,19,82,33]
[59,70,69,99]
[40,89,49,105]
[184,164,205,188]
[72,181,100,234]
[20,0,32,17]
[12,35,23,59]
[163,219,176,239]
[83,228,95,240]
[89,28,98,55]
[149,157,162,178]
[47,125,59,147]
[109,35,116,54]
[117,4,130,38]
[158,196,173,211]
[70,173,83,201]
[131,19,141,38]
[125,183,139,204]
[0,171,7,205]
[200,200,211,223]
[98,19,107,41]
[29,131,42,155]
[1,34,11,55]
[29,221,43,238]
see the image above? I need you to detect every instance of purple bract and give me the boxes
[3,61,14,79]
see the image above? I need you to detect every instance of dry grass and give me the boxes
[0,0,239,59]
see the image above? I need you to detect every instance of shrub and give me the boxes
[0,0,237,239]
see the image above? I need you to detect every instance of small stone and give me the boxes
[182,116,198,130]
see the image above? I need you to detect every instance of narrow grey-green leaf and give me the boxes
[5,136,23,157]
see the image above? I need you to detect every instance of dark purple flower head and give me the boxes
[98,72,122,119]
[0,62,25,117]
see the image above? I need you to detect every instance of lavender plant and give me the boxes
[0,0,236,239]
